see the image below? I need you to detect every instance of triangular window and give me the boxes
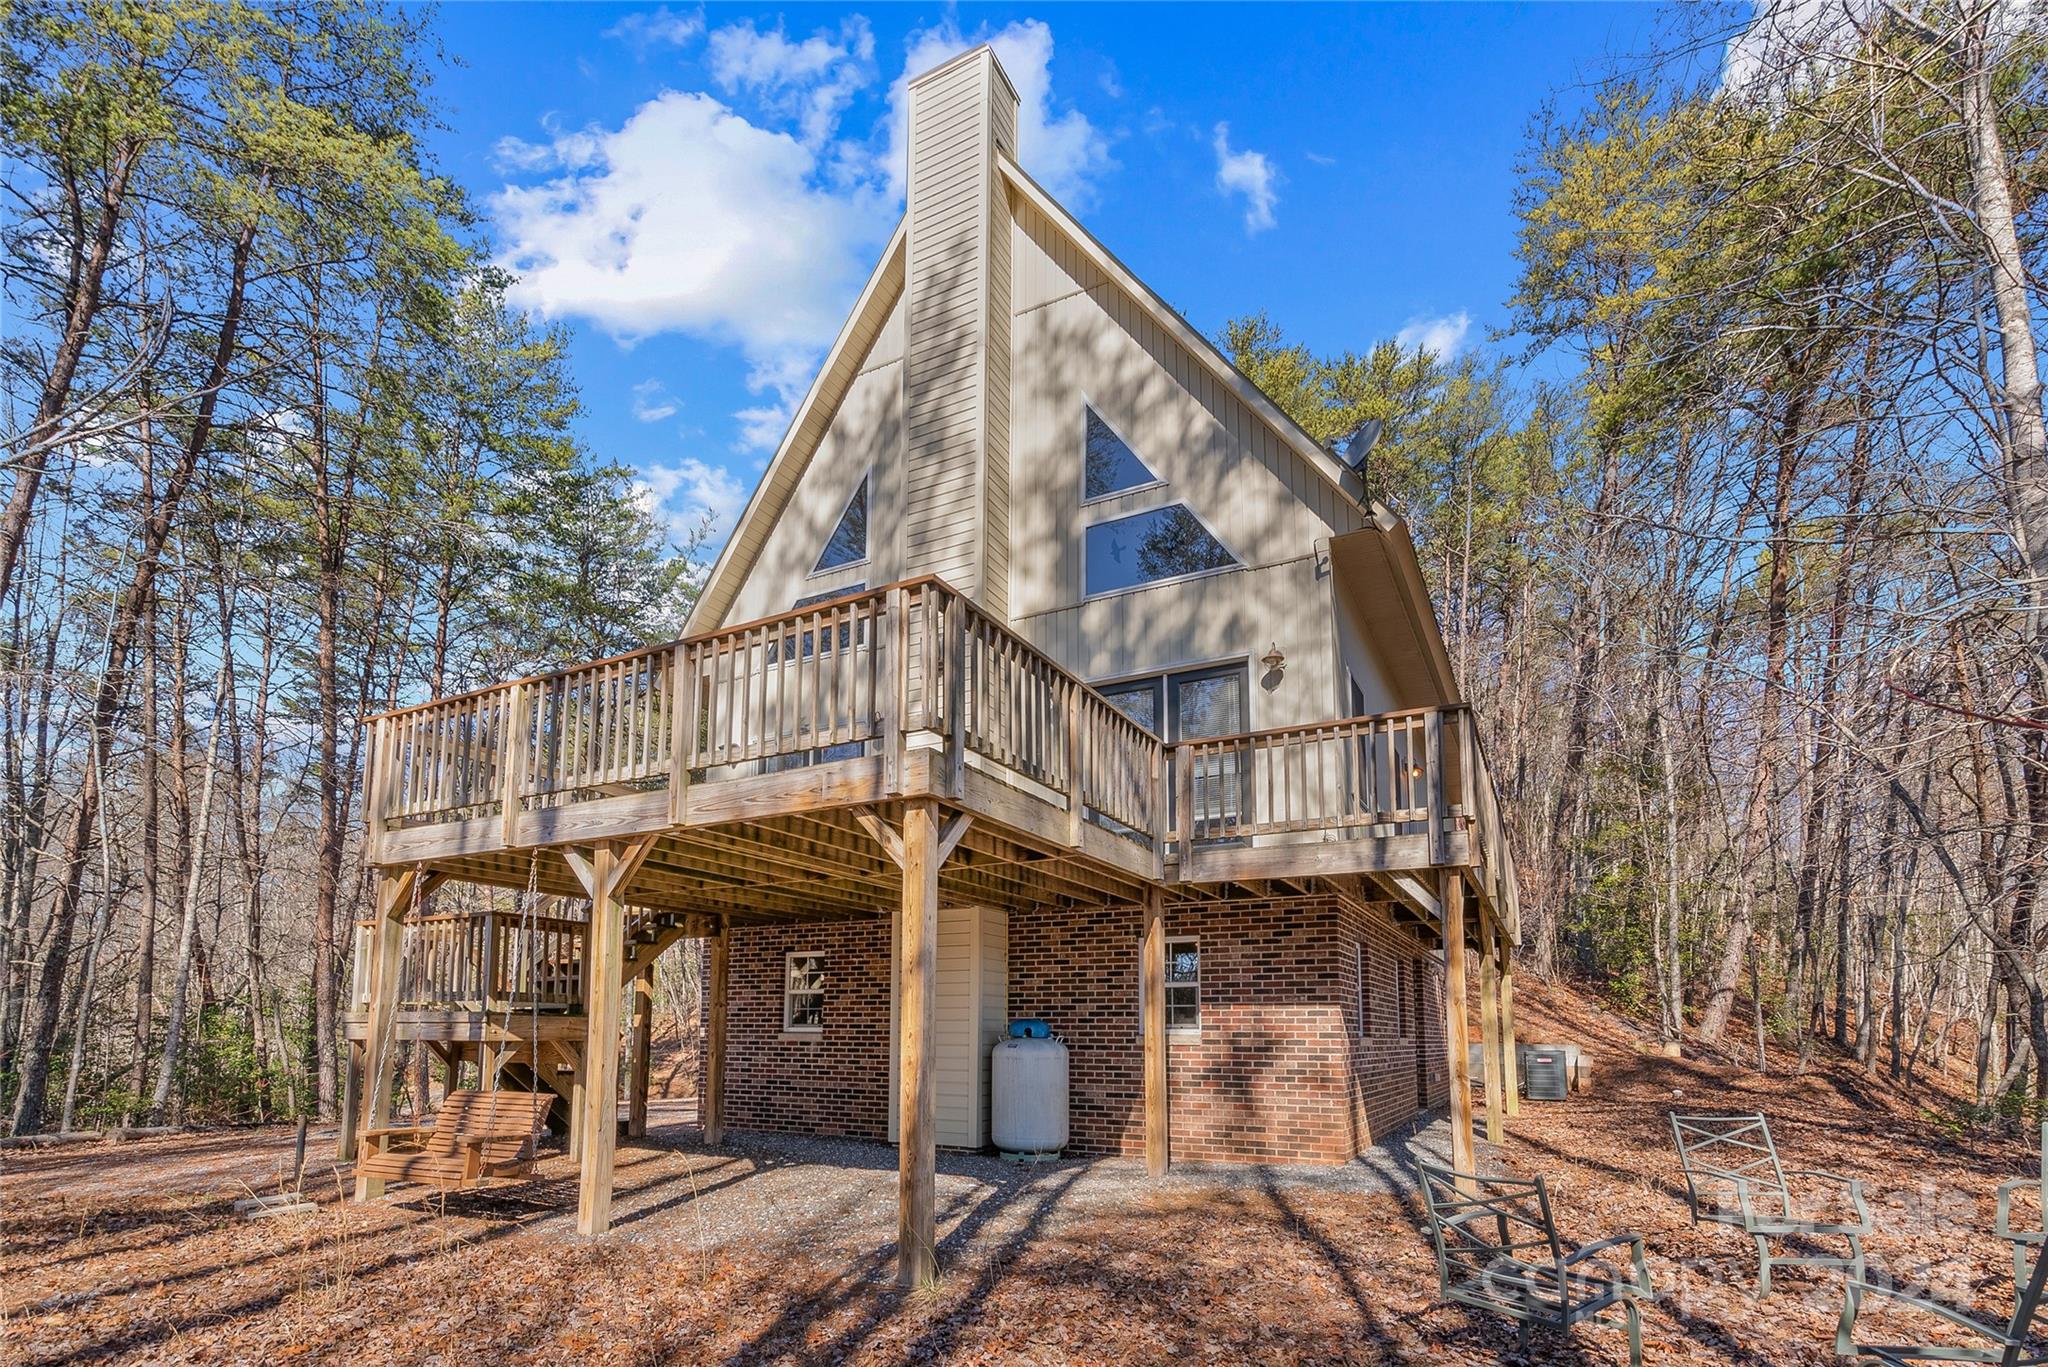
[814,474,868,572]
[1083,408,1161,502]
[1084,504,1239,597]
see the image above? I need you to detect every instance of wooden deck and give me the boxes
[349,575,1522,1252]
[361,576,1518,935]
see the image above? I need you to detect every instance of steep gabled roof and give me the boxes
[994,152,1374,519]
[687,219,905,633]
[689,152,1463,708]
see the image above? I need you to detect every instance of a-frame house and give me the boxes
[346,46,1518,1286]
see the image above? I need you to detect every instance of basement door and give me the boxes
[888,905,1008,1149]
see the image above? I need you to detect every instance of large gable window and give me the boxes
[813,475,869,573]
[1083,407,1161,502]
[1084,504,1238,597]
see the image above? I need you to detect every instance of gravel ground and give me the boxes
[2,1098,1471,1265]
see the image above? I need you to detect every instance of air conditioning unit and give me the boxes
[1521,1045,1571,1102]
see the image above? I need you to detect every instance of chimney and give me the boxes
[900,45,1018,616]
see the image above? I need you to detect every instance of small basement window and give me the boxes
[784,951,826,1032]
[1139,934,1201,1034]
[1166,936,1200,1030]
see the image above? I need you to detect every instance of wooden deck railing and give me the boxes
[350,908,591,1013]
[364,577,1516,933]
[404,909,589,1010]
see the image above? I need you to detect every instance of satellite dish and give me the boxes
[1337,418,1383,471]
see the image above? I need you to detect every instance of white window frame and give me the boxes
[783,950,826,1034]
[809,470,872,579]
[1141,934,1201,1036]
[1078,399,1167,508]
[1080,501,1241,603]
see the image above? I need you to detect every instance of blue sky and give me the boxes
[423,2,1665,558]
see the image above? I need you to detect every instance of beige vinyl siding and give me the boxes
[1010,197,1366,556]
[996,188,1395,727]
[982,105,1015,620]
[902,48,1015,613]
[1011,556,1339,734]
[1332,569,1409,716]
[693,227,904,632]
[979,907,1008,1129]
[889,905,1007,1149]
[724,313,904,624]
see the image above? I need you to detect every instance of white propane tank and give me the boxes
[991,1034,1069,1155]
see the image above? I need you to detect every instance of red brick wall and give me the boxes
[1336,898,1449,1148]
[1007,893,1447,1164]
[708,893,1449,1163]
[713,916,892,1139]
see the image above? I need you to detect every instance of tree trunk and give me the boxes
[8,213,255,1136]
[0,143,140,610]
[149,664,228,1121]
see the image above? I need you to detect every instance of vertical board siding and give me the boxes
[1006,200,1367,586]
[1001,197,1385,728]
[1010,557,1338,738]
[889,904,1006,1148]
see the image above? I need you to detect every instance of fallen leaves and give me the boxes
[1,981,2037,1364]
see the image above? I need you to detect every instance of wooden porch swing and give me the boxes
[355,1089,552,1193]
[356,855,557,1197]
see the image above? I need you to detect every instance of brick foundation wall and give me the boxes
[1336,899,1449,1148]
[1008,893,1447,1164]
[712,916,892,1140]
[707,893,1449,1163]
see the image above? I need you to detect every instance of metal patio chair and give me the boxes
[1417,1159,1653,1366]
[1997,1121,2048,1293]
[1670,1112,1871,1296]
[1838,1244,2048,1366]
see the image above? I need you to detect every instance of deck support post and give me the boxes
[577,843,624,1236]
[704,923,728,1146]
[338,1040,363,1161]
[1440,868,1476,1187]
[897,798,940,1288]
[629,965,654,1139]
[1142,884,1168,1177]
[1499,927,1520,1117]
[355,866,434,1201]
[567,1052,586,1162]
[1480,919,1506,1144]
[563,836,655,1238]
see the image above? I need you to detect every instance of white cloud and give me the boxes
[491,89,894,411]
[1396,311,1473,359]
[1212,123,1278,234]
[708,17,875,149]
[1721,0,2037,97]
[636,457,749,544]
[606,6,703,52]
[1721,0,1870,94]
[490,16,1111,457]
[732,402,794,454]
[631,379,678,423]
[886,19,1113,207]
